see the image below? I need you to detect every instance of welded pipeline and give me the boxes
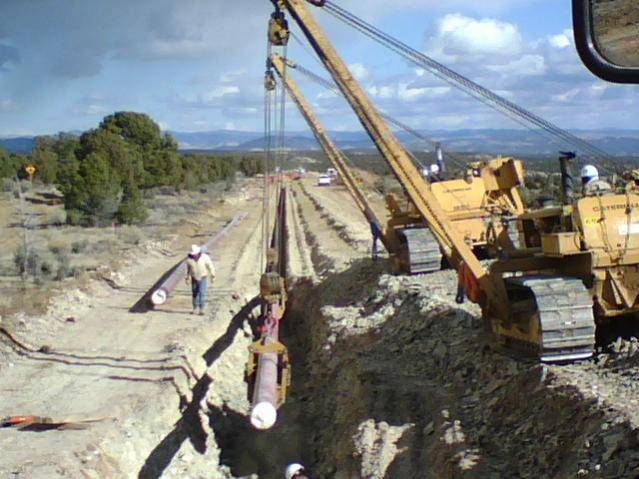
[150,212,247,305]
[250,303,283,430]
[249,187,290,430]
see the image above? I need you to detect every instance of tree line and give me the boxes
[0,112,263,226]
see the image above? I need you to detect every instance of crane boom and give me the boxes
[270,0,506,310]
[269,54,391,252]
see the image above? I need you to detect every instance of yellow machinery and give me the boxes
[385,158,525,273]
[269,53,525,274]
[266,0,639,362]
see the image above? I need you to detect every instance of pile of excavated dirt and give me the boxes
[284,260,639,479]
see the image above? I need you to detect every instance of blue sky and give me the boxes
[0,0,636,137]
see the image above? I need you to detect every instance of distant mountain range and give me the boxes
[3,128,639,156]
[172,128,639,156]
[0,136,36,154]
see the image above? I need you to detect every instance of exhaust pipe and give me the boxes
[559,151,575,205]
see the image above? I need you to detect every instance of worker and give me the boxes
[185,244,216,315]
[370,221,383,261]
[285,463,311,479]
[581,164,612,196]
[428,163,443,182]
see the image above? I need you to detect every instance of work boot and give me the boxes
[198,307,205,316]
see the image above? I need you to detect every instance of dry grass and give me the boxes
[0,182,222,318]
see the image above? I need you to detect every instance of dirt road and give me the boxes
[0,174,376,478]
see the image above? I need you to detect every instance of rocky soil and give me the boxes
[2,172,639,478]
[285,262,639,478]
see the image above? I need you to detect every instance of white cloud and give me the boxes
[203,85,240,101]
[427,14,523,62]
[336,0,541,17]
[366,81,450,103]
[487,54,546,76]
[548,30,573,49]
[85,104,109,115]
[0,99,17,111]
[317,90,339,100]
[348,63,370,82]
[552,88,580,102]
[220,70,247,83]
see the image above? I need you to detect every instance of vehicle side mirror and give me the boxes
[572,0,639,83]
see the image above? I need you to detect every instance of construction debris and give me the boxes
[1,415,109,431]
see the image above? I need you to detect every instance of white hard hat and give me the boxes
[429,163,440,174]
[190,244,201,256]
[285,463,305,479]
[580,164,599,181]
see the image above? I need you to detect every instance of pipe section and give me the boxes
[151,212,247,305]
[250,304,283,430]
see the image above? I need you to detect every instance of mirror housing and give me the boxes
[572,0,639,83]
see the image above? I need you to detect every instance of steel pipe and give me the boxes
[250,303,282,430]
[150,212,247,305]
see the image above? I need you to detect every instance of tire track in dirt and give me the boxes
[290,182,363,276]
[286,186,316,280]
[296,181,368,252]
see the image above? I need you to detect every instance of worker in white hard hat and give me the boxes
[428,163,443,183]
[185,244,216,315]
[580,164,612,196]
[285,463,310,479]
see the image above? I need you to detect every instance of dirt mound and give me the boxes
[285,260,639,478]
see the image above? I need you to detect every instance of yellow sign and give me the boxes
[25,165,36,177]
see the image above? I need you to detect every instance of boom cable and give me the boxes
[287,57,469,172]
[321,1,615,164]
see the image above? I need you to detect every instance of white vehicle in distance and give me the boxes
[317,175,332,186]
[326,167,338,178]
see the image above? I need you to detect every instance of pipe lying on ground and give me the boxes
[150,212,248,306]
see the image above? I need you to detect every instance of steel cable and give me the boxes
[322,1,615,165]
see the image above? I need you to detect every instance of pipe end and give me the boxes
[151,289,167,305]
[251,402,277,430]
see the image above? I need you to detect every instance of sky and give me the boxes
[0,0,637,137]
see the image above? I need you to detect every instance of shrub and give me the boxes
[2,178,15,193]
[121,228,143,245]
[14,247,43,279]
[26,250,41,279]
[13,246,27,276]
[49,241,70,256]
[40,260,54,278]
[71,239,89,254]
[48,209,67,226]
[55,263,73,280]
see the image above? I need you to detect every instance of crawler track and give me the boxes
[400,228,442,274]
[505,276,596,362]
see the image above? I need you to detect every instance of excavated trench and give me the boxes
[204,279,315,479]
[209,258,639,478]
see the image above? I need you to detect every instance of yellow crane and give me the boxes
[268,54,393,258]
[266,0,505,311]
[270,53,526,273]
[265,0,639,362]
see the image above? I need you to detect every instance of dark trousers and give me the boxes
[191,276,209,309]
